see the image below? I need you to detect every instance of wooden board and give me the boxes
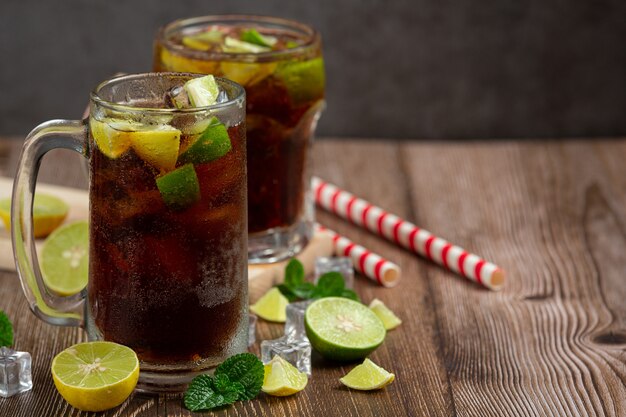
[0,177,332,302]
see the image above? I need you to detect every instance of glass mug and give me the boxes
[154,15,326,263]
[12,73,248,392]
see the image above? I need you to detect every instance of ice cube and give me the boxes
[261,336,311,375]
[216,90,229,103]
[284,300,313,342]
[0,347,32,398]
[164,86,190,109]
[314,257,354,289]
[248,314,257,347]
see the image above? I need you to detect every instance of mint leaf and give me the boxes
[184,374,241,411]
[277,284,298,302]
[312,272,345,298]
[215,353,264,400]
[284,259,305,289]
[292,282,315,299]
[340,289,360,301]
[0,311,13,347]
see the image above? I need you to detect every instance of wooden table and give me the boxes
[0,137,625,416]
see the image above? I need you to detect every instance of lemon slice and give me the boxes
[250,287,288,323]
[182,30,223,51]
[51,341,139,412]
[339,358,395,390]
[304,297,386,361]
[0,194,68,238]
[220,61,277,86]
[368,298,402,330]
[128,126,181,172]
[41,221,88,296]
[90,118,133,159]
[184,75,219,108]
[160,48,219,74]
[262,355,308,396]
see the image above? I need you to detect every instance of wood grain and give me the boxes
[0,138,624,416]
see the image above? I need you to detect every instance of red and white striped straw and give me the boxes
[312,177,505,290]
[316,224,401,288]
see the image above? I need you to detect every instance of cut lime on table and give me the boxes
[262,355,308,396]
[0,193,69,238]
[51,341,139,412]
[369,298,402,330]
[41,221,88,296]
[250,287,288,323]
[339,358,395,390]
[304,297,386,361]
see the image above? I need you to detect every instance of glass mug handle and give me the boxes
[12,119,88,327]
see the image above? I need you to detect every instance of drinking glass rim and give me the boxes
[156,14,321,63]
[89,72,246,114]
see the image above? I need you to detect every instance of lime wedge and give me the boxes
[223,36,271,53]
[160,48,219,74]
[339,358,395,390]
[304,297,385,361]
[368,298,402,330]
[220,61,277,86]
[262,355,308,396]
[128,125,181,172]
[184,75,220,108]
[156,164,201,210]
[41,221,88,296]
[90,118,133,159]
[178,117,231,164]
[0,193,68,238]
[250,287,288,323]
[51,341,139,412]
[241,28,277,47]
[274,57,325,104]
[182,30,223,51]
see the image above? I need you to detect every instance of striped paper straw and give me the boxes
[312,177,505,290]
[316,224,401,287]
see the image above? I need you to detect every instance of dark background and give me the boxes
[1,0,625,139]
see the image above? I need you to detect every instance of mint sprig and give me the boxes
[184,353,264,412]
[277,259,359,302]
[0,311,13,347]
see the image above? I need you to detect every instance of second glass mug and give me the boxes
[12,73,249,392]
[154,15,326,263]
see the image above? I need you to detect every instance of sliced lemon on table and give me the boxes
[41,221,88,296]
[339,358,395,390]
[0,194,68,238]
[304,297,386,361]
[368,298,402,330]
[262,355,308,396]
[250,287,289,323]
[51,341,139,412]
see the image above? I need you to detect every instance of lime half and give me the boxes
[41,221,88,296]
[262,355,308,396]
[250,287,288,323]
[0,193,69,238]
[339,358,395,390]
[304,297,385,361]
[51,341,139,412]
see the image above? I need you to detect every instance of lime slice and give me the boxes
[262,355,308,396]
[240,28,277,48]
[51,341,139,412]
[0,193,68,238]
[184,75,220,108]
[368,298,402,330]
[90,118,133,159]
[223,36,271,53]
[156,164,201,210]
[250,287,288,323]
[339,358,395,390]
[178,117,231,164]
[304,297,385,361]
[274,57,325,104]
[160,48,219,74]
[128,125,181,172]
[220,61,277,86]
[41,221,88,296]
[182,30,223,51]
